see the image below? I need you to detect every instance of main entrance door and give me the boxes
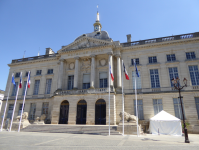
[95,99,106,125]
[59,100,69,124]
[76,100,87,124]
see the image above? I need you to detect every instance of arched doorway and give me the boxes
[76,100,87,124]
[95,99,106,125]
[59,100,69,124]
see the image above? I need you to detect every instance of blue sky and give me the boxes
[0,0,199,91]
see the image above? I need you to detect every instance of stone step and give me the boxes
[21,125,121,135]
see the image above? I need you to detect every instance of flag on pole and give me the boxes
[109,64,114,81]
[19,75,22,88]
[134,59,140,77]
[123,62,129,80]
[27,72,31,88]
[12,75,15,86]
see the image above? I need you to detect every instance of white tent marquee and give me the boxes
[149,110,182,136]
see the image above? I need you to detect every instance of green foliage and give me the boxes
[182,122,190,130]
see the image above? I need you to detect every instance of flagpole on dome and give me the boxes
[9,72,22,132]
[18,71,30,132]
[134,59,139,137]
[0,73,14,131]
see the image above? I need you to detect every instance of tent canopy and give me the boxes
[150,110,180,122]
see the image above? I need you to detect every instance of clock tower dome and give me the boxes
[93,12,102,32]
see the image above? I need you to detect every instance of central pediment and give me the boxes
[58,37,113,53]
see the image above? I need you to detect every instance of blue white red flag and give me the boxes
[27,72,31,88]
[109,64,114,81]
[19,74,22,88]
[134,59,140,77]
[12,74,15,86]
[123,62,129,80]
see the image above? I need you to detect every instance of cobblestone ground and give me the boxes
[0,131,199,150]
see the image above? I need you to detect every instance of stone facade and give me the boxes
[1,14,199,133]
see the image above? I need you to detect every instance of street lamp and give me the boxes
[171,77,190,143]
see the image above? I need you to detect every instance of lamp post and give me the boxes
[171,77,190,143]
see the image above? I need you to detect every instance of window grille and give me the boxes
[99,72,107,88]
[22,81,27,95]
[150,69,160,88]
[132,71,141,89]
[7,104,14,119]
[29,103,36,120]
[186,52,196,59]
[15,72,20,78]
[134,100,144,120]
[153,99,163,115]
[45,79,52,94]
[148,56,157,63]
[195,97,199,119]
[18,103,25,115]
[36,70,42,75]
[42,102,49,117]
[47,69,53,74]
[33,80,40,95]
[189,66,199,86]
[83,74,90,89]
[168,67,179,87]
[131,58,139,65]
[68,75,74,90]
[167,54,176,61]
[12,82,18,96]
[173,98,185,120]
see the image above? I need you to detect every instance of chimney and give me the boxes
[126,34,131,43]
[45,48,55,55]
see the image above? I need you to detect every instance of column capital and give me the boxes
[115,54,121,58]
[107,52,113,56]
[74,56,80,60]
[90,54,96,58]
[59,58,66,63]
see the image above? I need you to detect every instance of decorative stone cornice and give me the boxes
[74,56,80,60]
[90,54,96,58]
[107,52,113,56]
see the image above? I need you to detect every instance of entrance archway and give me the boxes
[95,99,106,125]
[59,100,69,124]
[76,100,87,124]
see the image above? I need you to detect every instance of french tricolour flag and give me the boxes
[109,64,114,81]
[27,72,31,88]
[19,74,22,88]
[123,63,129,80]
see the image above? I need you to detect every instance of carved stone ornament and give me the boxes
[100,59,107,66]
[81,58,91,71]
[69,62,75,70]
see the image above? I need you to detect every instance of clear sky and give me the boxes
[0,0,199,91]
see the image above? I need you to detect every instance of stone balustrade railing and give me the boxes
[121,32,199,47]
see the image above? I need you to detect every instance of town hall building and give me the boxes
[1,12,199,133]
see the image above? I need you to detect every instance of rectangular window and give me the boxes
[173,98,185,120]
[7,104,14,119]
[68,75,74,90]
[83,74,90,89]
[150,69,160,88]
[186,52,196,59]
[99,72,108,88]
[42,102,49,117]
[45,79,52,94]
[134,100,144,120]
[15,72,20,78]
[22,81,27,95]
[132,71,141,89]
[153,99,163,115]
[18,104,25,115]
[148,56,157,64]
[11,82,18,96]
[131,58,139,65]
[36,70,42,75]
[189,66,199,86]
[195,97,199,119]
[33,80,40,95]
[29,103,36,120]
[47,69,53,74]
[168,67,179,87]
[167,54,176,61]
[25,72,28,77]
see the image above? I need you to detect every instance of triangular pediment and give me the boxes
[58,37,113,53]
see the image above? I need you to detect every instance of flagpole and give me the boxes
[134,59,139,137]
[122,60,124,136]
[109,62,110,136]
[9,72,22,132]
[18,71,29,132]
[0,73,13,131]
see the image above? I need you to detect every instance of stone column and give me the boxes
[73,57,79,89]
[115,54,122,88]
[90,54,95,89]
[107,52,113,87]
[57,59,65,90]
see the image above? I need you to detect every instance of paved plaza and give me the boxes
[0,131,199,150]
